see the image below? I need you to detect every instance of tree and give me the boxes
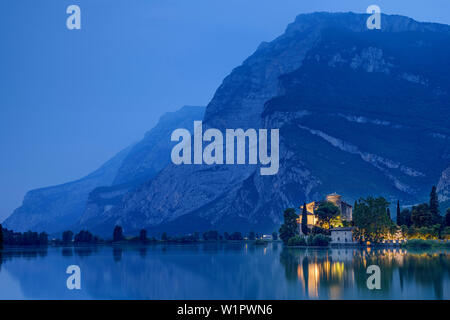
[248,231,256,240]
[287,235,306,246]
[398,208,412,227]
[396,202,413,227]
[22,231,39,245]
[353,196,393,243]
[161,232,169,241]
[272,231,278,241]
[0,224,3,247]
[301,203,309,235]
[229,232,243,240]
[279,208,299,244]
[429,186,441,224]
[62,230,74,244]
[74,230,94,243]
[193,232,200,241]
[113,226,124,242]
[316,201,340,229]
[202,230,219,241]
[446,209,450,227]
[310,234,331,246]
[223,232,230,240]
[38,232,48,245]
[411,203,433,228]
[139,229,147,242]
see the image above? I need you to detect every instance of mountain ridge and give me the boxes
[89,12,450,236]
[4,12,450,236]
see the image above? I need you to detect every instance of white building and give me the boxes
[330,227,355,245]
[262,234,273,241]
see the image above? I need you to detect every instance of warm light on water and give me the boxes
[0,243,449,299]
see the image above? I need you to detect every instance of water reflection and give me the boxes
[0,244,448,299]
[279,247,450,299]
[0,247,48,262]
[61,247,73,257]
[138,247,147,258]
[74,246,96,257]
[113,247,122,262]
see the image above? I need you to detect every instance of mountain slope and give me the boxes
[113,106,205,185]
[87,12,450,236]
[437,166,450,212]
[2,146,132,233]
[3,106,205,234]
[78,106,205,232]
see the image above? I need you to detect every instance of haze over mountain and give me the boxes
[4,12,450,237]
[3,106,205,234]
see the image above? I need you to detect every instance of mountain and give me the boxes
[3,106,205,234]
[113,106,206,185]
[1,146,132,234]
[437,166,450,212]
[78,106,205,231]
[6,13,450,237]
[84,12,450,236]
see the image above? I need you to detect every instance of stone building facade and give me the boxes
[330,227,355,244]
[298,193,353,233]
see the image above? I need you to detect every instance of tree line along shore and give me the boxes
[1,186,449,248]
[279,186,450,248]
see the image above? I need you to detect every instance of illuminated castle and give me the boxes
[298,193,353,231]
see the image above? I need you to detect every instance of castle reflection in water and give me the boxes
[279,247,449,299]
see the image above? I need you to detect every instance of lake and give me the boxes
[0,243,449,299]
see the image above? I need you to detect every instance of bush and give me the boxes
[254,239,268,245]
[404,239,433,248]
[311,226,330,236]
[406,226,440,240]
[287,236,306,246]
[286,235,331,247]
[311,234,331,246]
[202,230,219,241]
[442,227,450,240]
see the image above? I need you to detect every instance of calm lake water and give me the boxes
[0,243,449,300]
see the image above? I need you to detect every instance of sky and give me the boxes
[0,0,449,222]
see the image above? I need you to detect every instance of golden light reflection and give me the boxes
[283,248,449,300]
[308,263,320,298]
[331,262,344,280]
[295,257,348,299]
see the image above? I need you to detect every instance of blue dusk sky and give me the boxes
[0,0,449,222]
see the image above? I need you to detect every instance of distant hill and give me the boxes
[3,106,205,234]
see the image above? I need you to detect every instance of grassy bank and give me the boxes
[402,239,450,248]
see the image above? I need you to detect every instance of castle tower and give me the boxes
[325,193,352,221]
[326,193,342,207]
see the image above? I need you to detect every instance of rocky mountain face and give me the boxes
[113,106,205,185]
[78,106,205,230]
[3,106,205,234]
[437,166,450,211]
[84,12,450,236]
[2,146,132,234]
